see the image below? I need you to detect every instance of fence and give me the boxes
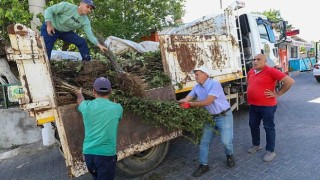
[288,58,316,71]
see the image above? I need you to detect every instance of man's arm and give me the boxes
[277,76,295,96]
[178,95,194,103]
[82,22,108,53]
[265,75,295,98]
[44,2,71,36]
[189,95,215,107]
[76,88,85,105]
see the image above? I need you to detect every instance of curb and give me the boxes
[0,141,58,161]
[0,147,22,160]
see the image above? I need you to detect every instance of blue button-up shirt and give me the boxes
[188,78,230,115]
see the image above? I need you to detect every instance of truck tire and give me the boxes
[117,141,169,176]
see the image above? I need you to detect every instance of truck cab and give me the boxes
[238,12,286,70]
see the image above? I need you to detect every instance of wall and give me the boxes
[0,108,41,148]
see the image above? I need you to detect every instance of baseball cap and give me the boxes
[93,77,111,92]
[192,66,210,75]
[81,0,95,9]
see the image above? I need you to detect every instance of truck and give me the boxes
[5,1,287,178]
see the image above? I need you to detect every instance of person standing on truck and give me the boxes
[247,54,295,162]
[178,66,235,178]
[76,77,123,180]
[41,0,108,61]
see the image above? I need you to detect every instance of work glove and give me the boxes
[180,102,191,109]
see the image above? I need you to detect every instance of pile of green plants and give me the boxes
[113,92,213,143]
[51,51,214,143]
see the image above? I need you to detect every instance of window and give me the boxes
[290,46,298,58]
[258,24,269,41]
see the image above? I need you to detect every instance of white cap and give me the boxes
[192,66,210,75]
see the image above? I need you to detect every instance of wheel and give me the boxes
[117,141,169,176]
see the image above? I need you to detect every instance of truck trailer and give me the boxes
[5,1,286,177]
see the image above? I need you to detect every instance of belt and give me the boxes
[211,108,230,118]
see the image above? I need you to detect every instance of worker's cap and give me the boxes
[192,66,210,75]
[81,0,95,9]
[93,77,111,92]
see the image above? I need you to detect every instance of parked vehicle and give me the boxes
[5,1,287,177]
[313,62,320,82]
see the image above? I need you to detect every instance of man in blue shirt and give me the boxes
[178,66,235,177]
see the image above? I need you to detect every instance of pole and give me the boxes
[28,0,55,146]
[28,0,45,30]
[316,42,318,63]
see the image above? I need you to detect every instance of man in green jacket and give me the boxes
[41,0,108,61]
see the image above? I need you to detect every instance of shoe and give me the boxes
[226,155,235,168]
[192,164,209,177]
[263,151,276,162]
[247,145,262,154]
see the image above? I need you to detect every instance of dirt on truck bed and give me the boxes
[49,51,171,105]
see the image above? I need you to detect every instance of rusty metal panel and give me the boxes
[159,34,242,91]
[7,24,56,118]
[169,3,237,36]
[57,85,179,177]
[159,3,243,91]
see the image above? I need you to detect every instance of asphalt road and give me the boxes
[1,71,319,180]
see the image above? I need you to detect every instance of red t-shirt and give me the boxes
[247,66,286,106]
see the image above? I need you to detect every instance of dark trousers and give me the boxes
[84,154,117,180]
[40,23,91,61]
[249,105,277,152]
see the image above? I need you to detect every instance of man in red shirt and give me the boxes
[247,54,295,162]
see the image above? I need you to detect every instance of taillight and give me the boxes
[314,64,320,69]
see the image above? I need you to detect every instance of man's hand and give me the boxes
[46,22,55,36]
[264,89,278,98]
[97,44,108,53]
[76,88,85,105]
[180,102,191,109]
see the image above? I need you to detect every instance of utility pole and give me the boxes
[28,0,45,30]
[316,42,319,62]
[28,0,56,147]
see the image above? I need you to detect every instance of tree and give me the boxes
[0,0,33,45]
[89,0,186,41]
[252,9,293,31]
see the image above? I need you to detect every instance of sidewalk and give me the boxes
[0,140,56,162]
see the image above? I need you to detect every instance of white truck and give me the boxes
[160,1,287,110]
[5,1,286,178]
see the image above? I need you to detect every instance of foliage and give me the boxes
[112,91,214,144]
[0,0,33,43]
[300,46,306,54]
[116,51,172,89]
[252,9,293,31]
[88,0,186,41]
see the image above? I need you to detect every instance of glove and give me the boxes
[180,102,191,109]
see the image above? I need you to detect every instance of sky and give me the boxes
[183,0,319,42]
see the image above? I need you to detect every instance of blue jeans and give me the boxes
[84,154,117,180]
[40,23,91,61]
[249,105,277,152]
[199,110,234,165]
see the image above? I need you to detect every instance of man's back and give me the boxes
[78,98,123,156]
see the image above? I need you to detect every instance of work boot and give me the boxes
[192,164,209,177]
[247,145,262,154]
[226,155,235,168]
[263,151,276,162]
